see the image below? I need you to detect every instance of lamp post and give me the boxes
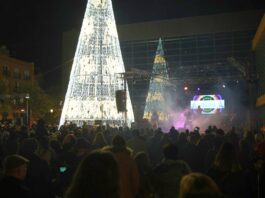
[25,93,30,127]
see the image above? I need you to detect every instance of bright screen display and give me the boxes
[190,94,225,114]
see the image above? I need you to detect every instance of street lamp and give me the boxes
[25,93,30,127]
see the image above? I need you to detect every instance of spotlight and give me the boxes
[197,88,200,91]
[184,86,188,91]
[222,84,226,88]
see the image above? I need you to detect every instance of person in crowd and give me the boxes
[53,135,78,197]
[152,143,191,198]
[181,132,203,172]
[238,138,256,169]
[151,111,159,129]
[148,129,164,166]
[127,129,148,156]
[225,127,239,151]
[91,132,108,150]
[0,154,30,198]
[37,136,56,166]
[177,132,188,159]
[61,134,76,168]
[204,136,223,172]
[244,155,265,198]
[2,116,264,197]
[160,133,172,148]
[179,172,222,198]
[74,137,91,161]
[50,139,63,160]
[134,152,154,198]
[18,125,29,141]
[20,138,54,198]
[245,132,265,198]
[168,126,179,145]
[35,119,49,138]
[208,142,247,198]
[184,109,193,130]
[197,129,215,168]
[103,135,139,198]
[65,151,119,198]
[2,127,19,157]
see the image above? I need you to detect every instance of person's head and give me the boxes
[214,142,241,172]
[63,134,76,145]
[62,134,76,151]
[65,151,119,198]
[92,132,107,146]
[163,144,178,161]
[179,173,222,198]
[134,152,150,171]
[3,154,29,180]
[188,132,200,145]
[112,135,126,148]
[179,132,188,142]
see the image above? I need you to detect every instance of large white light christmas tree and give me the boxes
[59,0,134,127]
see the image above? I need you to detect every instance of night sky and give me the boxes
[0,0,264,87]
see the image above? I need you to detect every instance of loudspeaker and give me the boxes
[115,90,126,112]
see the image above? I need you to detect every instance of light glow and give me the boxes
[190,94,225,114]
[59,0,134,127]
[143,38,170,123]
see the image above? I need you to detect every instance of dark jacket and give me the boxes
[153,159,191,198]
[21,153,54,198]
[208,167,247,198]
[0,176,29,198]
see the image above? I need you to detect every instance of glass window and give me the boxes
[2,65,10,76]
[14,68,20,79]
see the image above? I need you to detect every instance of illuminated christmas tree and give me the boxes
[143,38,170,127]
[59,0,134,127]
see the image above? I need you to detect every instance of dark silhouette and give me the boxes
[0,155,30,198]
[65,151,119,198]
[179,172,222,198]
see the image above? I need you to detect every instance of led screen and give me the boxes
[190,94,225,114]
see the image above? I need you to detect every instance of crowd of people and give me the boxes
[0,119,265,198]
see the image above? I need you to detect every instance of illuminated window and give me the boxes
[2,65,10,76]
[24,70,31,80]
[14,68,20,79]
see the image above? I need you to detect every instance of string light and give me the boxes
[59,0,134,127]
[143,38,170,122]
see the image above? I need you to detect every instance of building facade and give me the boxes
[253,14,265,130]
[0,54,34,121]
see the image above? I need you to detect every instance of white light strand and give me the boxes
[60,0,134,127]
[143,38,170,122]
